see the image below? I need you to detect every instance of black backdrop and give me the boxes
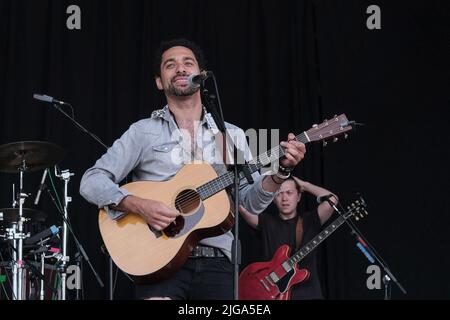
[0,0,449,300]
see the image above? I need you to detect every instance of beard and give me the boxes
[166,79,199,97]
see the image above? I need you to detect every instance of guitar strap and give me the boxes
[217,131,230,168]
[295,215,304,251]
[204,111,230,168]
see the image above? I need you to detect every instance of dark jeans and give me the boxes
[135,257,233,300]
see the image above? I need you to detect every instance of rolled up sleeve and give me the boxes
[79,124,142,220]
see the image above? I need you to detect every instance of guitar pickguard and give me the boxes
[163,202,205,238]
[276,269,295,293]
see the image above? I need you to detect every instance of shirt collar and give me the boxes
[152,105,211,127]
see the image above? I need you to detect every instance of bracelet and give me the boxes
[270,174,283,184]
[279,165,294,175]
[276,171,290,180]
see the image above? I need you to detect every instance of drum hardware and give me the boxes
[1,139,104,299]
[52,167,73,300]
[0,141,64,300]
[21,253,59,300]
[34,94,107,297]
[46,166,104,298]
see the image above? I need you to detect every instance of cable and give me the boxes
[47,168,64,214]
[0,251,12,300]
[63,103,75,120]
[113,263,119,296]
[48,267,54,299]
[0,244,17,300]
[1,281,9,300]
[210,74,225,125]
[81,257,85,300]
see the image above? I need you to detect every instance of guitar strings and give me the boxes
[164,127,342,225]
[171,133,309,207]
[171,134,308,207]
[173,139,288,205]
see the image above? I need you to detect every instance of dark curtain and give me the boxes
[0,0,449,299]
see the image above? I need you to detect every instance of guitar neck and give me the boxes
[241,131,310,177]
[197,132,310,200]
[287,214,347,267]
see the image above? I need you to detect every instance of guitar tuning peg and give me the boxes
[364,210,369,215]
[333,137,338,142]
[312,124,318,128]
[323,141,327,147]
[344,133,348,139]
[354,216,360,221]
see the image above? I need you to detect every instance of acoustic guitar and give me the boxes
[99,115,353,283]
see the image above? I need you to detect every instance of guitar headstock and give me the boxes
[305,114,353,146]
[345,195,369,221]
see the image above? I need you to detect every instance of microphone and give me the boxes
[34,168,48,205]
[28,245,49,255]
[33,93,70,105]
[188,71,213,88]
[24,225,59,245]
[316,194,334,204]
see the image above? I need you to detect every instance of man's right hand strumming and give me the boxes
[114,195,180,231]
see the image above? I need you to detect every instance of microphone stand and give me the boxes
[200,74,254,300]
[326,198,407,299]
[44,100,109,298]
[50,102,108,150]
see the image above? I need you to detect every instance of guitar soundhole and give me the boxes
[163,216,185,238]
[174,189,201,214]
[162,189,201,238]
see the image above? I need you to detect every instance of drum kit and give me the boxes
[0,141,75,300]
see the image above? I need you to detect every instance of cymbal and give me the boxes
[0,141,64,173]
[0,208,47,223]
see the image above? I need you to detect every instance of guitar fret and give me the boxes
[197,130,313,200]
[288,215,347,266]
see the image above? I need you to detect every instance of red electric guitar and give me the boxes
[239,197,368,300]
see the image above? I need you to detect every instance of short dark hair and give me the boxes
[153,38,207,77]
[285,177,303,194]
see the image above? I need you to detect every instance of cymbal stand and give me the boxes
[54,167,73,300]
[40,251,45,300]
[9,160,31,300]
[10,182,18,299]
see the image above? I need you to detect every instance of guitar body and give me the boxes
[239,245,310,300]
[96,115,354,285]
[98,162,234,284]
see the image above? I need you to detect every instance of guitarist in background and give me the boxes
[239,176,338,299]
[79,38,306,299]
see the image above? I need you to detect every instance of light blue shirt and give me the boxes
[79,106,275,258]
